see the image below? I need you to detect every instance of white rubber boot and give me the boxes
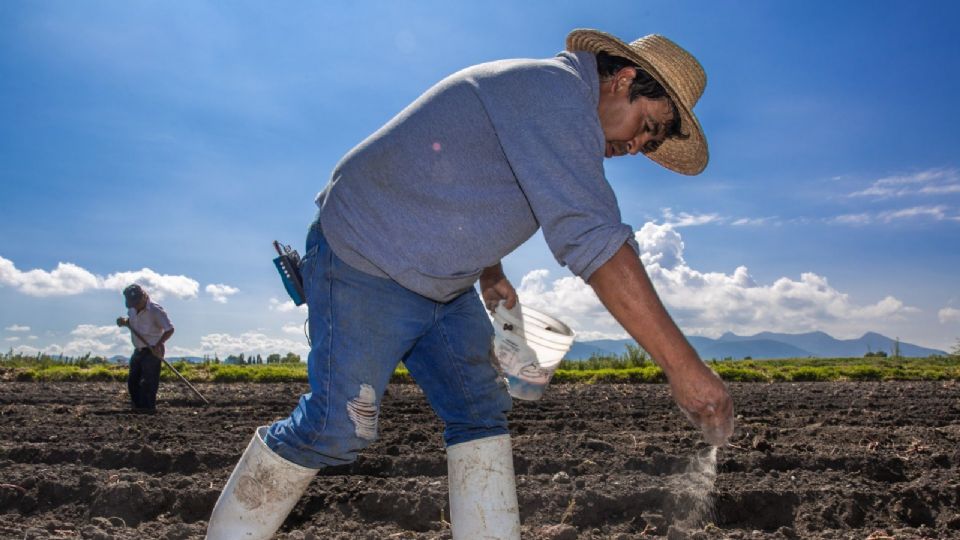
[206,426,319,540]
[447,434,521,540]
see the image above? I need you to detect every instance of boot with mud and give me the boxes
[206,426,318,540]
[447,434,521,540]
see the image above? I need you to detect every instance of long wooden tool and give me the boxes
[124,323,210,406]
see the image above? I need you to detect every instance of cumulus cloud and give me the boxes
[54,324,129,356]
[5,337,19,342]
[269,297,307,313]
[282,324,304,335]
[100,268,199,299]
[189,332,309,357]
[205,283,239,303]
[10,344,42,355]
[939,307,960,324]
[5,324,30,332]
[14,325,309,359]
[849,167,960,198]
[516,222,920,340]
[0,257,99,296]
[0,256,199,299]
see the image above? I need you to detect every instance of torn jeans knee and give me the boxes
[346,383,379,441]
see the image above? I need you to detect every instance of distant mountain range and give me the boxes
[565,331,948,361]
[99,331,946,364]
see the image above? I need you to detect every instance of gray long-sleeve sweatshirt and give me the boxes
[317,51,639,302]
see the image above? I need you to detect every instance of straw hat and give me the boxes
[566,29,708,175]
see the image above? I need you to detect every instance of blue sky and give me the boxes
[2,1,959,358]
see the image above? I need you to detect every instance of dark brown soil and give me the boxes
[1,380,958,539]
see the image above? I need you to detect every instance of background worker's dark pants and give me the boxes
[128,349,161,409]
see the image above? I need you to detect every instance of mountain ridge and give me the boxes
[565,330,948,360]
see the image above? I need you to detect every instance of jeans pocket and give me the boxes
[299,244,320,293]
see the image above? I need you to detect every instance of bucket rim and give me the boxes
[492,301,575,339]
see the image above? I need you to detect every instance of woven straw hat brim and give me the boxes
[566,29,708,175]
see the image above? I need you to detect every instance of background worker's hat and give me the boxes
[123,284,146,308]
[566,29,709,175]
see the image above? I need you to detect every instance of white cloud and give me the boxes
[71,324,123,339]
[205,283,239,303]
[31,324,133,357]
[661,207,722,227]
[11,325,308,359]
[649,209,780,229]
[849,168,960,198]
[5,337,19,342]
[10,344,43,355]
[6,324,129,357]
[829,206,960,225]
[5,324,30,332]
[101,268,199,299]
[188,332,309,357]
[269,297,307,313]
[828,213,873,225]
[282,324,304,335]
[0,256,199,299]
[0,257,99,296]
[920,184,960,195]
[731,217,776,227]
[516,222,920,340]
[939,307,960,324]
[878,205,950,222]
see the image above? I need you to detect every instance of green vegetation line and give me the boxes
[1,351,958,383]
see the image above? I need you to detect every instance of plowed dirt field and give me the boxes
[1,380,958,539]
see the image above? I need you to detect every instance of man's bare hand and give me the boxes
[667,360,734,446]
[479,263,517,312]
[116,317,129,327]
[587,244,735,447]
[150,344,165,359]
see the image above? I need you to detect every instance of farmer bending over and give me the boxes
[116,284,174,412]
[207,28,734,539]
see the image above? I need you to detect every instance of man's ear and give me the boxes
[616,66,637,94]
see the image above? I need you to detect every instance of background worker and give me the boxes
[207,28,734,540]
[116,284,174,412]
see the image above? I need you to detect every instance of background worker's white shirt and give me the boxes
[128,301,174,348]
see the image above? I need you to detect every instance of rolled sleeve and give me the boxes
[495,106,636,280]
[152,304,175,332]
[576,225,640,281]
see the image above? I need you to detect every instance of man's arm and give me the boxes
[479,263,517,312]
[588,243,734,446]
[151,328,174,359]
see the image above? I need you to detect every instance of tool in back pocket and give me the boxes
[272,240,305,306]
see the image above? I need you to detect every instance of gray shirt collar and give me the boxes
[558,50,599,108]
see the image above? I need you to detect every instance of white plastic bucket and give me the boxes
[492,301,575,401]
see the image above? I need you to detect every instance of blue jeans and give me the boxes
[265,217,512,469]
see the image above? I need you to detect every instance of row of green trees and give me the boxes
[1,349,301,366]
[222,352,302,365]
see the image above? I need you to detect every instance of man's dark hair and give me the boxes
[595,51,688,140]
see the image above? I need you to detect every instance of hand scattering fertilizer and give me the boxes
[492,301,575,401]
